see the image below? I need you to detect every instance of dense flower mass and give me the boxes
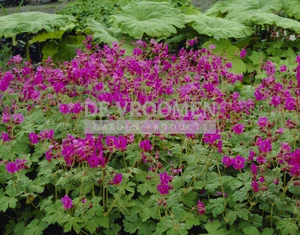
[0,37,299,235]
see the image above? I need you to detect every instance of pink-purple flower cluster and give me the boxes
[157,172,173,195]
[5,159,27,174]
[61,195,73,210]
[222,155,246,170]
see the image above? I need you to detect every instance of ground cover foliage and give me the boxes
[0,36,299,234]
[0,0,300,234]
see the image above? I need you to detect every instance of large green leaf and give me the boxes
[86,19,136,56]
[86,19,119,44]
[0,12,75,38]
[283,0,300,19]
[42,35,85,62]
[206,0,283,23]
[251,13,300,34]
[29,23,76,44]
[186,13,253,39]
[110,1,185,38]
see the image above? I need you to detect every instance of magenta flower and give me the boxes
[72,102,83,114]
[157,183,170,195]
[217,140,223,153]
[45,149,53,161]
[197,200,206,215]
[209,44,216,50]
[133,48,143,56]
[61,195,73,210]
[281,143,291,152]
[113,173,123,185]
[1,132,10,142]
[6,162,18,174]
[250,163,258,175]
[87,155,100,168]
[39,129,54,140]
[12,113,24,124]
[275,128,284,134]
[8,55,22,64]
[257,116,268,127]
[271,95,281,107]
[256,155,266,165]
[99,154,107,168]
[226,62,232,69]
[284,97,295,110]
[222,156,233,168]
[94,82,104,91]
[232,124,244,134]
[15,159,26,170]
[105,136,117,148]
[259,139,272,153]
[259,176,265,183]
[0,79,9,92]
[0,72,13,92]
[1,114,10,123]
[252,180,259,192]
[240,49,247,58]
[248,149,256,161]
[140,139,152,152]
[160,172,171,184]
[115,136,127,151]
[187,38,198,46]
[233,155,246,170]
[203,133,220,144]
[290,164,300,177]
[59,104,70,114]
[280,65,287,72]
[29,132,39,144]
[157,172,172,195]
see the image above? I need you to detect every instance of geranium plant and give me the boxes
[0,37,299,234]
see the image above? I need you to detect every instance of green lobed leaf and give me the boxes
[24,219,48,235]
[14,222,26,235]
[204,220,229,235]
[110,1,185,38]
[123,213,156,235]
[86,19,120,44]
[137,196,159,222]
[283,0,300,19]
[261,228,275,235]
[29,30,65,44]
[181,190,198,207]
[42,35,85,62]
[61,215,86,234]
[0,12,75,38]
[104,224,122,235]
[243,226,260,235]
[250,13,300,34]
[186,13,253,39]
[207,0,283,23]
[276,218,298,235]
[206,198,226,217]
